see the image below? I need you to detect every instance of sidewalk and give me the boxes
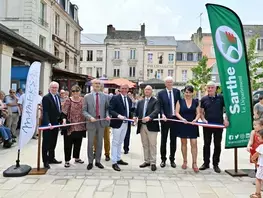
[0,126,256,198]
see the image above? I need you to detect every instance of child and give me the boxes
[251,129,263,198]
[247,119,263,173]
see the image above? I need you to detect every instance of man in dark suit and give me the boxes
[42,81,62,169]
[135,85,160,171]
[157,76,181,168]
[109,84,133,171]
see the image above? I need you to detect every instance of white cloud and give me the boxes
[71,0,182,36]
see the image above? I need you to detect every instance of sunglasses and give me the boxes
[71,90,80,93]
[10,92,15,94]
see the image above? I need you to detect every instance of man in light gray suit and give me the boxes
[83,79,110,170]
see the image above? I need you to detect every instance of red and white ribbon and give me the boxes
[153,118,226,129]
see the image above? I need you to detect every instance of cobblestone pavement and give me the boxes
[0,126,256,198]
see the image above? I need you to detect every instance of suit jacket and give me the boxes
[42,93,61,126]
[157,88,181,118]
[109,94,132,129]
[82,92,110,130]
[135,97,160,134]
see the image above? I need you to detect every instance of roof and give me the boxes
[52,67,93,80]
[243,25,263,37]
[176,40,201,53]
[105,31,145,40]
[146,36,177,46]
[0,23,61,63]
[81,34,106,44]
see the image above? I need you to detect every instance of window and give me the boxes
[193,53,198,61]
[55,13,60,35]
[66,23,70,42]
[114,50,120,59]
[211,76,216,81]
[54,46,59,57]
[80,50,83,61]
[129,67,135,77]
[182,53,187,61]
[74,31,78,48]
[96,50,103,61]
[168,54,174,62]
[86,67,92,76]
[198,52,202,60]
[74,57,77,72]
[182,70,187,82]
[257,38,263,51]
[148,53,153,63]
[147,69,153,77]
[176,52,182,61]
[40,2,46,26]
[168,69,174,77]
[130,49,136,59]
[87,50,93,61]
[114,69,120,77]
[187,53,193,61]
[39,35,46,49]
[158,52,163,64]
[157,69,163,79]
[65,52,69,70]
[96,68,102,77]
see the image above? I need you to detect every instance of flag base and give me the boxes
[3,165,31,177]
[28,168,48,175]
[225,169,248,177]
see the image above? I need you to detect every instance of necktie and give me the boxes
[169,91,172,116]
[96,93,99,118]
[124,96,128,118]
[54,95,60,112]
[143,98,149,117]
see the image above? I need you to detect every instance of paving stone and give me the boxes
[146,180,160,186]
[161,181,180,193]
[75,186,96,198]
[62,179,84,191]
[129,180,146,192]
[0,178,8,184]
[112,185,129,198]
[97,180,114,191]
[94,192,113,198]
[147,186,164,197]
[116,179,129,185]
[22,178,39,184]
[52,179,68,185]
[130,192,147,198]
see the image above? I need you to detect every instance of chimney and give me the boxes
[107,24,113,35]
[141,23,145,37]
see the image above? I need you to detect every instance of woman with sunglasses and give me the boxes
[61,85,86,168]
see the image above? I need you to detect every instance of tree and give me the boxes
[247,35,263,90]
[188,55,212,93]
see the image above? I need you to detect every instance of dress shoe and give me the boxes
[49,159,62,164]
[87,163,93,170]
[160,161,166,168]
[105,155,110,161]
[151,164,157,171]
[117,160,128,165]
[95,162,104,169]
[213,165,221,173]
[44,163,50,169]
[139,162,150,168]
[199,163,209,170]
[112,163,121,171]
[170,161,176,168]
[124,151,128,154]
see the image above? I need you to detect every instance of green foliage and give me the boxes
[188,56,212,92]
[247,35,263,90]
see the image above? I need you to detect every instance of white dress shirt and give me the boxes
[166,88,175,116]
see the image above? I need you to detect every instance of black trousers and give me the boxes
[42,128,59,163]
[124,123,131,152]
[160,119,177,162]
[63,132,83,162]
[203,127,223,166]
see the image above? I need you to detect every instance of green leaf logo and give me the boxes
[215,26,243,63]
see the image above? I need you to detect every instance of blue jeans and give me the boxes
[0,126,12,140]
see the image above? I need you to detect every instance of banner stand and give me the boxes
[28,129,47,175]
[225,148,248,177]
[3,149,31,177]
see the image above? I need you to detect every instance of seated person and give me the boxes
[0,118,12,148]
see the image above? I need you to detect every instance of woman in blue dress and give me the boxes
[175,85,200,173]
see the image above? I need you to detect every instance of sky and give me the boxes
[71,0,263,40]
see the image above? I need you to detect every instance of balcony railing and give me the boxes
[38,17,49,28]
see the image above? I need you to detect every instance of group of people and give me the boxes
[41,76,229,174]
